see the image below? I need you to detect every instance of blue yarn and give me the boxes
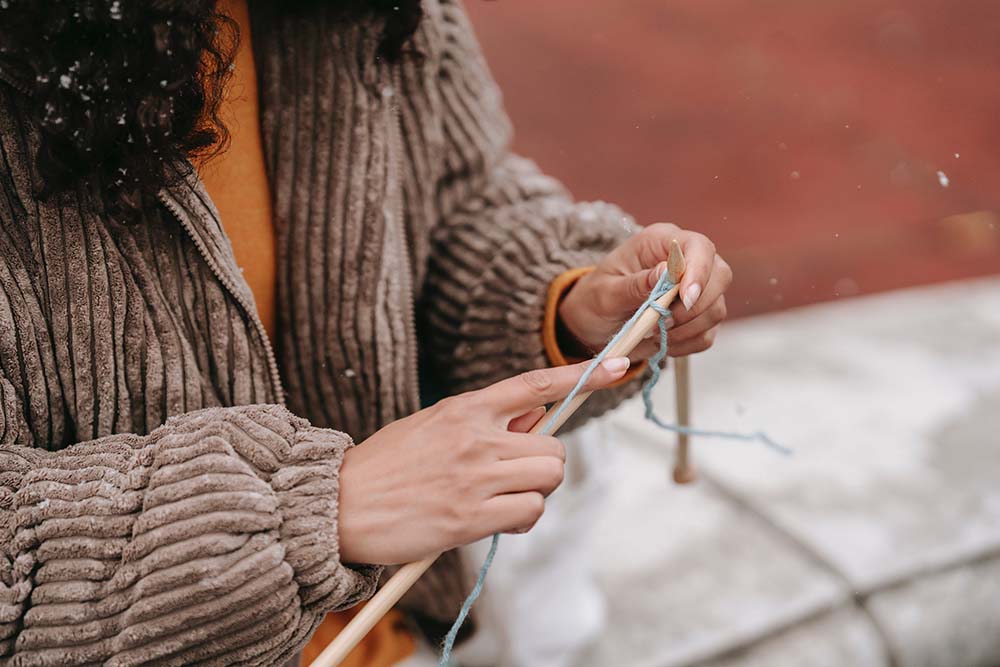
[535,272,679,436]
[437,271,787,665]
[640,297,792,455]
[437,533,499,666]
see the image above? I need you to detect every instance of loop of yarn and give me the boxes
[641,297,792,455]
[438,271,787,666]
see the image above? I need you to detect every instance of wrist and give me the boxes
[544,267,597,366]
[337,445,380,565]
[556,288,596,358]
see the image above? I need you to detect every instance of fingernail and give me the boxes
[602,356,630,373]
[682,283,702,311]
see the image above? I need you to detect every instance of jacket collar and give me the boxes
[0,54,257,322]
[157,162,259,313]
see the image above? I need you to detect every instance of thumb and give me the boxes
[623,262,667,307]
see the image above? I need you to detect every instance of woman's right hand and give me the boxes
[337,357,631,565]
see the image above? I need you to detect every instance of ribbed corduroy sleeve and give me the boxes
[421,0,645,426]
[0,391,379,666]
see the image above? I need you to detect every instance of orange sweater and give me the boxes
[201,2,415,666]
[199,0,277,338]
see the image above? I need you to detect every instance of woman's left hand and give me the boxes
[558,223,733,362]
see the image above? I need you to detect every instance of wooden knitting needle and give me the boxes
[668,241,696,484]
[310,243,688,667]
[672,356,694,483]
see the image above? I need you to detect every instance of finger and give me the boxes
[625,224,717,310]
[667,326,720,357]
[628,337,664,364]
[493,432,565,462]
[605,262,669,320]
[636,261,669,296]
[627,222,681,270]
[676,234,717,312]
[508,406,547,433]
[668,297,727,344]
[481,492,546,536]
[483,357,631,418]
[487,456,565,497]
[670,255,731,324]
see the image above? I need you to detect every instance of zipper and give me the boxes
[1,60,286,406]
[387,71,421,408]
[157,190,286,405]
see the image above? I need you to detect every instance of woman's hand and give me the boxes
[558,223,732,361]
[337,357,631,565]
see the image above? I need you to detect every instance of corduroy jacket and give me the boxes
[0,1,638,664]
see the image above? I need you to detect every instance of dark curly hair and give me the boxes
[0,0,422,220]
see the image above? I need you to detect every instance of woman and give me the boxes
[0,0,732,665]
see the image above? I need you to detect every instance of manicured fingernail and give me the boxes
[682,283,702,310]
[602,357,630,373]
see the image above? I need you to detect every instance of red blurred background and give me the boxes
[466,0,1000,317]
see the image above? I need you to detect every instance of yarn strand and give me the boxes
[438,271,786,665]
[641,298,792,455]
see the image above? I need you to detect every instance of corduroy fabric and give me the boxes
[0,2,641,664]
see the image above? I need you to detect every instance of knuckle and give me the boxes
[434,395,465,418]
[520,368,554,396]
[453,425,483,459]
[524,492,546,522]
[695,232,716,254]
[648,222,678,236]
[432,396,455,414]
[443,389,491,416]
[442,502,470,544]
[593,286,613,316]
[717,255,733,284]
[443,459,467,493]
[543,457,565,488]
[546,436,567,461]
[485,431,514,456]
[455,511,481,544]
[716,298,728,322]
[456,390,485,410]
[441,521,463,547]
[627,276,648,302]
[460,471,483,502]
[464,390,491,412]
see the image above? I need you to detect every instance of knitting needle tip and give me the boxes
[667,239,685,283]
